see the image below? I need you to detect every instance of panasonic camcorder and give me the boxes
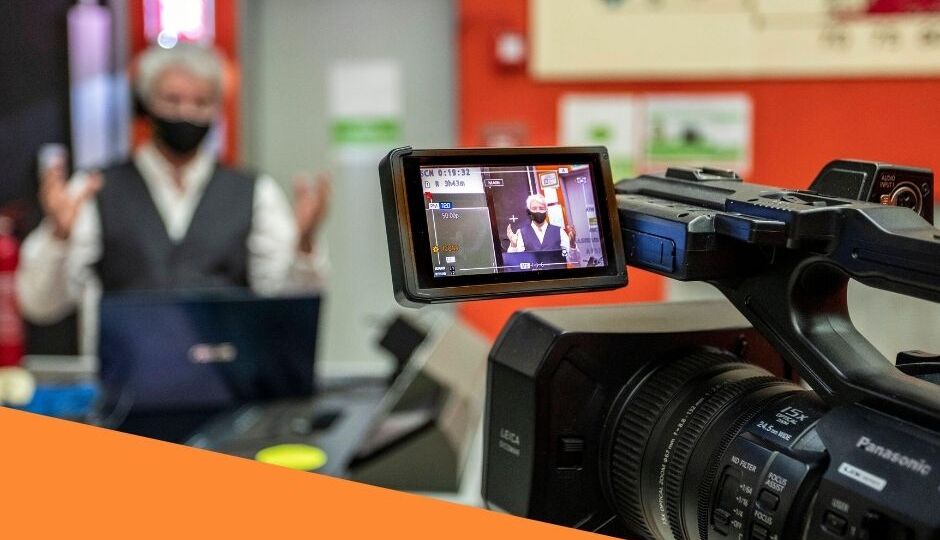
[379,146,940,539]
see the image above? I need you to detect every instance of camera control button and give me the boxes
[751,523,770,540]
[557,437,584,469]
[823,511,848,536]
[712,508,731,535]
[757,489,779,511]
[896,349,940,365]
[665,166,741,182]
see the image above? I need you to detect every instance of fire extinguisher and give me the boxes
[0,216,24,367]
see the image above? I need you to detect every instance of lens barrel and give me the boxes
[602,350,805,540]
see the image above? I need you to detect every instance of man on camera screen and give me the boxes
[505,193,577,266]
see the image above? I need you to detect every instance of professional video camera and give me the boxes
[379,146,940,539]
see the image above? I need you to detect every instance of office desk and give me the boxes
[186,373,388,478]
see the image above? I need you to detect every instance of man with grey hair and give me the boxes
[506,193,577,264]
[17,43,330,327]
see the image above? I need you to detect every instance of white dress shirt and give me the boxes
[16,143,328,336]
[507,221,573,253]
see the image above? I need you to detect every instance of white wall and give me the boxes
[240,0,456,369]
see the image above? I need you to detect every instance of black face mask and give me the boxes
[150,114,211,155]
[528,210,548,224]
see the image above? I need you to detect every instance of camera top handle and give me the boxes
[617,165,940,431]
[715,207,940,432]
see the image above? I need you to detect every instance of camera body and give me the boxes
[379,150,940,539]
[485,300,940,539]
[483,301,791,531]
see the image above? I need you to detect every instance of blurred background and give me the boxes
[2,0,940,507]
[5,0,940,363]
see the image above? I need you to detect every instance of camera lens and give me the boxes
[601,349,807,540]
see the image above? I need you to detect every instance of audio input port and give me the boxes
[889,182,923,215]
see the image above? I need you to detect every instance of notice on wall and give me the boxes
[559,94,638,181]
[644,95,751,174]
[558,93,751,178]
[532,0,940,80]
[328,59,403,162]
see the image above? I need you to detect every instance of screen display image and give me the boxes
[418,163,606,278]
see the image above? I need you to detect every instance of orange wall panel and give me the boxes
[459,269,665,340]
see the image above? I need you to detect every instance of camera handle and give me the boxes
[713,205,940,431]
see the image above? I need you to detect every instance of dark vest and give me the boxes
[520,222,562,253]
[95,161,256,293]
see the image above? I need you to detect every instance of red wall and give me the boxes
[457,0,940,339]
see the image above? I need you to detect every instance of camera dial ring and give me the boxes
[603,350,805,540]
[602,350,740,539]
[661,374,784,540]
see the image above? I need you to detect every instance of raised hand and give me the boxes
[506,223,520,248]
[293,171,332,253]
[564,224,576,246]
[39,159,102,241]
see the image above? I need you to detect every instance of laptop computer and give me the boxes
[98,291,320,414]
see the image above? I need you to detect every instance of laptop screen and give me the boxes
[98,291,320,413]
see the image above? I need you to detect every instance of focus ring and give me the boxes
[606,351,737,539]
[662,375,780,540]
[694,387,801,540]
